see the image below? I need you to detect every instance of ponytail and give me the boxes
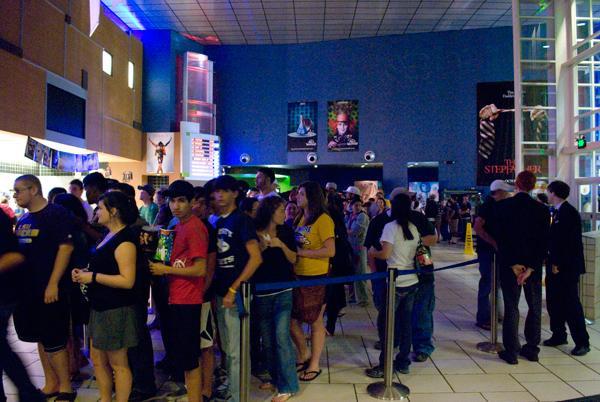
[391,193,414,241]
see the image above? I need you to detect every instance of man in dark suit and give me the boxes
[494,171,550,364]
[544,180,590,356]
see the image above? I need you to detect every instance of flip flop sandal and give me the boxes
[299,369,322,381]
[54,392,77,402]
[272,393,294,402]
[37,389,59,399]
[295,361,309,372]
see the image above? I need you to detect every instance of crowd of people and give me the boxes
[0,168,592,402]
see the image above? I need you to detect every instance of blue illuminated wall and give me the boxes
[204,27,514,190]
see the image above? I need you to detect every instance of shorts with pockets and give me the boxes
[169,304,201,371]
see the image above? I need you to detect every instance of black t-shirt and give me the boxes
[215,209,258,297]
[363,210,435,276]
[0,209,22,305]
[88,227,137,311]
[15,203,73,298]
[476,196,496,252]
[202,217,218,301]
[252,225,297,295]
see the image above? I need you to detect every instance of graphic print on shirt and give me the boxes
[295,225,311,247]
[217,227,234,268]
[15,224,40,243]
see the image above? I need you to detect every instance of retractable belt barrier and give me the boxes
[239,258,480,402]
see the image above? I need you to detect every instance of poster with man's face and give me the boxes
[327,100,359,152]
[147,132,174,174]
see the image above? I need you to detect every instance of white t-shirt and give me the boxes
[380,220,420,288]
[81,200,94,222]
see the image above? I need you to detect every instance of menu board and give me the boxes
[181,131,220,181]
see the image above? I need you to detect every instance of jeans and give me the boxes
[128,302,157,395]
[378,285,418,369]
[500,270,542,357]
[0,304,43,402]
[353,248,370,305]
[546,273,589,346]
[215,296,241,402]
[254,291,299,394]
[412,279,435,356]
[477,249,493,325]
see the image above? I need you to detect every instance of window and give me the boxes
[128,61,134,89]
[102,50,112,75]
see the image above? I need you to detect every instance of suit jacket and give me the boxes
[494,192,550,274]
[548,201,585,277]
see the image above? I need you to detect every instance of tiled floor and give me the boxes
[4,244,600,401]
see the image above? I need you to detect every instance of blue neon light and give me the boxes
[102,1,147,32]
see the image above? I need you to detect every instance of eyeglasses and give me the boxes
[13,186,32,195]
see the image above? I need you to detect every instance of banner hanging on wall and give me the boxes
[327,100,359,152]
[24,136,99,172]
[476,82,515,186]
[147,132,174,174]
[287,101,318,152]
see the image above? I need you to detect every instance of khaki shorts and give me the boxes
[200,301,215,349]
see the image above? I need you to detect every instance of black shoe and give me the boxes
[519,349,539,362]
[374,341,381,350]
[413,352,429,362]
[543,337,568,347]
[571,345,591,356]
[475,322,491,330]
[128,391,156,402]
[394,364,410,374]
[498,350,518,365]
[365,365,384,378]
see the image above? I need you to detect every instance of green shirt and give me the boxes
[140,203,159,225]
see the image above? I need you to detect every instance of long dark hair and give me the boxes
[99,191,138,225]
[297,181,328,226]
[391,193,414,241]
[53,193,88,222]
[255,196,285,231]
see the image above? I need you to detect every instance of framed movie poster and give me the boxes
[287,101,317,152]
[147,132,174,174]
[327,100,359,152]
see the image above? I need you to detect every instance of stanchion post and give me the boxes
[240,282,251,402]
[367,268,410,401]
[477,254,502,353]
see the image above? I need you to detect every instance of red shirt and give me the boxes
[169,215,208,304]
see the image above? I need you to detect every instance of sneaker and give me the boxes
[543,337,568,347]
[571,345,591,356]
[394,365,410,374]
[413,353,429,362]
[365,365,384,378]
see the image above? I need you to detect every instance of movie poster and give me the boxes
[409,182,440,207]
[287,101,317,152]
[327,100,359,152]
[23,137,99,172]
[147,132,174,174]
[476,82,515,186]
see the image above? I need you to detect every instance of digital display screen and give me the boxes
[46,84,86,139]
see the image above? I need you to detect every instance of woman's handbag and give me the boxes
[414,241,434,275]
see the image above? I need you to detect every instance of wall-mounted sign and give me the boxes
[147,132,174,174]
[288,101,318,152]
[180,122,220,181]
[327,100,359,152]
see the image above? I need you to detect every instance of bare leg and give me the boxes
[107,349,132,402]
[37,343,59,394]
[90,344,113,402]
[290,319,309,364]
[305,306,326,373]
[201,347,214,399]
[44,348,72,393]
[184,365,202,402]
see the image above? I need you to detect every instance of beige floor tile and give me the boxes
[292,384,357,402]
[568,380,600,396]
[431,341,470,360]
[395,374,452,393]
[511,373,560,382]
[444,374,525,392]
[520,381,582,402]
[433,359,484,374]
[329,367,379,384]
[471,356,549,374]
[587,363,600,373]
[406,392,486,402]
[538,346,570,357]
[544,364,600,381]
[571,349,600,364]
[538,356,579,365]
[481,391,537,402]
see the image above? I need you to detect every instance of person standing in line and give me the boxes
[213,175,262,402]
[149,181,209,402]
[544,180,590,356]
[138,185,158,226]
[346,198,370,307]
[69,179,95,222]
[291,181,335,382]
[153,187,173,227]
[256,167,279,200]
[12,175,76,402]
[494,171,550,365]
[473,180,513,330]
[72,191,140,402]
[253,196,299,402]
[0,208,45,402]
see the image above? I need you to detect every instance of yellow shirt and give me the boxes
[294,213,335,276]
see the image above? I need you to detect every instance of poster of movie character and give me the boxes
[476,82,515,186]
[41,146,52,168]
[327,100,358,152]
[24,137,36,160]
[147,132,174,174]
[287,101,318,152]
[409,181,440,208]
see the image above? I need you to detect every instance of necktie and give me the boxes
[478,119,495,159]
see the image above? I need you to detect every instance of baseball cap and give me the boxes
[490,180,514,192]
[162,180,194,200]
[389,187,415,199]
[325,182,337,191]
[344,186,361,196]
[137,184,156,196]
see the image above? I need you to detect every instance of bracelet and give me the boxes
[228,287,237,294]
[92,272,98,284]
